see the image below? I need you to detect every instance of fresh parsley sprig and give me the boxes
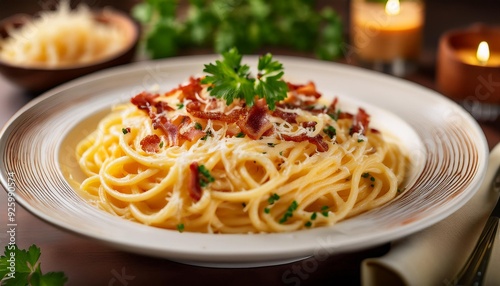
[198,164,215,187]
[0,244,68,286]
[279,200,298,224]
[255,53,288,110]
[201,48,288,110]
[202,48,254,107]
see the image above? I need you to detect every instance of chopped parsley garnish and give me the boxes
[279,200,298,224]
[159,141,164,148]
[122,127,131,134]
[235,132,245,138]
[194,122,203,130]
[358,139,364,143]
[201,48,288,110]
[328,109,341,121]
[311,212,317,220]
[279,151,283,156]
[264,207,270,214]
[176,223,185,233]
[0,244,68,286]
[305,221,312,228]
[362,172,376,182]
[201,130,213,140]
[268,193,280,205]
[321,205,329,217]
[267,143,276,147]
[198,165,215,187]
[323,125,336,139]
[177,102,184,109]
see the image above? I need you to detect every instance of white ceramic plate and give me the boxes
[0,56,488,267]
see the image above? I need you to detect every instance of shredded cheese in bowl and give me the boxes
[0,1,129,68]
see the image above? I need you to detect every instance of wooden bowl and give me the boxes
[0,8,139,94]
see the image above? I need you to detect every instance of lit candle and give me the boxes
[385,0,400,16]
[436,24,500,113]
[350,0,425,63]
[477,41,490,64]
[455,40,500,67]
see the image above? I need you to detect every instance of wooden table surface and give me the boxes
[1,2,500,285]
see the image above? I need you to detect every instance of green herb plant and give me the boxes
[198,164,215,187]
[0,244,68,286]
[132,0,344,60]
[202,48,287,110]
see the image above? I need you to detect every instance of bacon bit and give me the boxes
[370,128,380,134]
[206,98,219,111]
[276,102,299,110]
[237,99,273,140]
[306,135,329,152]
[288,81,321,98]
[153,116,179,146]
[262,127,274,137]
[185,101,203,112]
[186,102,247,123]
[176,115,205,141]
[155,101,174,114]
[188,162,202,202]
[131,92,159,118]
[327,97,338,114]
[301,121,317,128]
[282,134,329,152]
[339,112,354,120]
[140,134,161,153]
[166,77,203,101]
[350,108,370,135]
[272,109,297,124]
[132,91,178,145]
[181,77,203,100]
[182,128,206,141]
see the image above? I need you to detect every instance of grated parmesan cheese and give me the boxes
[0,1,128,68]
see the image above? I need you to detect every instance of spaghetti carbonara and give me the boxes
[76,77,407,233]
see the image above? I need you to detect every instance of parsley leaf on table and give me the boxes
[201,48,288,110]
[0,244,68,286]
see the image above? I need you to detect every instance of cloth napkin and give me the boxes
[362,143,500,286]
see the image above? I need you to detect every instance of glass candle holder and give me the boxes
[350,0,425,76]
[437,24,500,122]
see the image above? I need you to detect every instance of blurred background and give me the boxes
[2,0,500,62]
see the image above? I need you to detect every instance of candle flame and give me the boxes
[476,41,490,64]
[385,0,400,15]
